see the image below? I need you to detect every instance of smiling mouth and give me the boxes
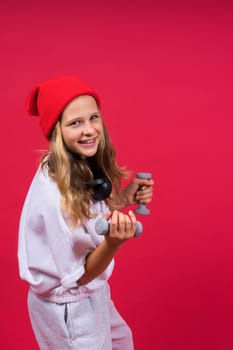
[79,138,96,144]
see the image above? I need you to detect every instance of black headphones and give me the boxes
[87,177,112,201]
[85,158,112,201]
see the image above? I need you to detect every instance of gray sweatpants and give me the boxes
[27,284,134,350]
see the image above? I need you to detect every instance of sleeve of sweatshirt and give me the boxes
[18,169,98,294]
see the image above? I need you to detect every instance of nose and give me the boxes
[82,121,94,135]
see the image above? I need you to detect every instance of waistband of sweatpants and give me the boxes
[29,283,110,304]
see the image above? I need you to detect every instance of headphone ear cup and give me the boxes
[87,178,112,201]
[97,178,112,200]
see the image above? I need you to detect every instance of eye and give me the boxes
[90,114,100,121]
[69,119,82,126]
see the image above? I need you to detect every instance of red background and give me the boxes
[1,1,233,349]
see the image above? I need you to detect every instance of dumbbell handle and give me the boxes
[135,172,152,215]
[95,217,143,238]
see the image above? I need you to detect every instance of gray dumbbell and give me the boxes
[95,217,143,237]
[134,172,152,215]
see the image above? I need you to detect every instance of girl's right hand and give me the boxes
[104,210,137,247]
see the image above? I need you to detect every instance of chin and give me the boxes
[81,149,98,158]
[85,152,98,158]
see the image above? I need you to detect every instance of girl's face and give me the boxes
[60,95,103,158]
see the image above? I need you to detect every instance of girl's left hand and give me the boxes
[121,176,154,207]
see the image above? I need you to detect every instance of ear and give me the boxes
[25,85,40,116]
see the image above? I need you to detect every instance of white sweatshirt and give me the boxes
[18,166,114,304]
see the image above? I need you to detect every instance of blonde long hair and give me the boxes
[41,118,129,226]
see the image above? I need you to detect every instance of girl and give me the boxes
[18,76,153,350]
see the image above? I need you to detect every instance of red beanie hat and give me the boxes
[25,76,101,140]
